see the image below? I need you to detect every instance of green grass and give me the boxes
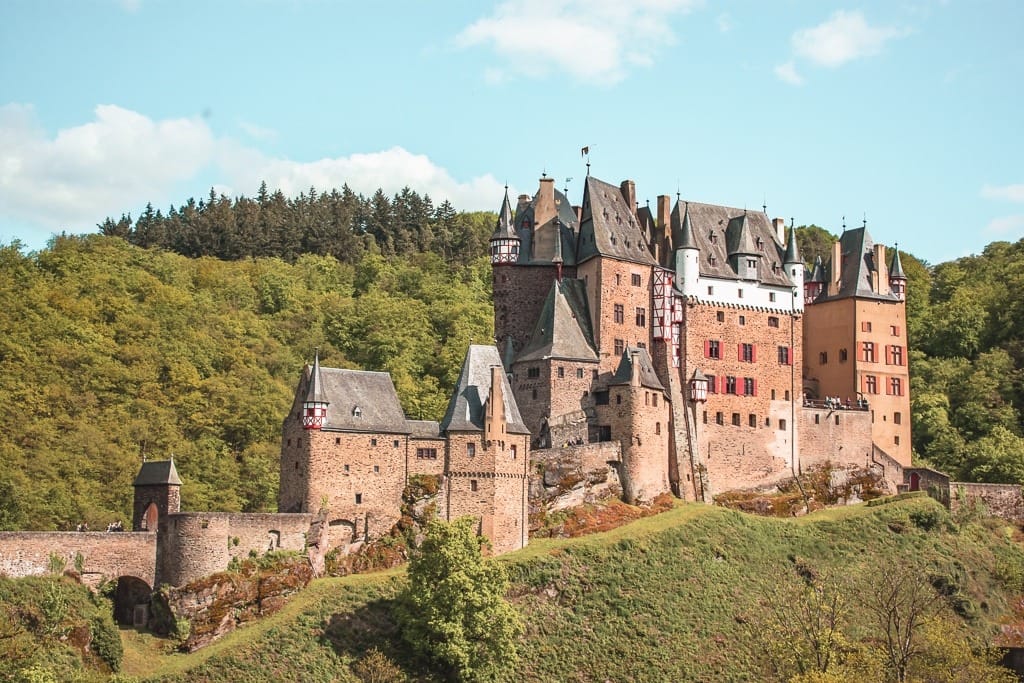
[125,497,1024,682]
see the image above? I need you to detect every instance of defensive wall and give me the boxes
[156,512,313,587]
[951,483,1024,523]
[0,531,157,588]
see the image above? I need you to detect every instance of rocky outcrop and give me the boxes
[530,442,622,529]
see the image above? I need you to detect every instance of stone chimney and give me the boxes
[829,241,842,296]
[629,349,642,387]
[620,180,637,217]
[657,195,672,250]
[772,218,786,245]
[535,177,557,228]
[873,243,888,295]
[485,365,506,445]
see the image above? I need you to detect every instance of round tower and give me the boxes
[489,187,520,265]
[302,352,329,429]
[674,203,700,297]
[783,221,804,310]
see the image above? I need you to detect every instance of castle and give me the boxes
[0,170,919,626]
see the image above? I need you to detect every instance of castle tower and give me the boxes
[489,187,519,265]
[889,246,907,302]
[805,255,825,303]
[727,212,760,280]
[301,351,329,429]
[784,223,804,310]
[801,228,911,465]
[132,459,181,532]
[673,202,700,297]
[441,345,531,554]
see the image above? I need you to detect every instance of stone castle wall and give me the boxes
[157,512,312,587]
[494,264,565,356]
[0,531,157,587]
[798,406,874,473]
[952,483,1024,523]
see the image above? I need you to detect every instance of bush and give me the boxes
[89,613,123,672]
[353,647,405,683]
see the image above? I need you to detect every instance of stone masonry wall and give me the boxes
[408,437,446,476]
[576,258,655,375]
[683,301,803,492]
[156,512,312,587]
[798,406,874,474]
[493,264,565,357]
[601,383,670,503]
[512,358,596,447]
[0,531,157,588]
[952,483,1024,523]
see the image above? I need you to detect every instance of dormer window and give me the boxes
[756,237,764,249]
[709,256,717,266]
[352,406,362,418]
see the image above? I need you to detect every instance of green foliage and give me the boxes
[353,647,406,683]
[89,613,123,672]
[396,517,523,681]
[0,236,492,529]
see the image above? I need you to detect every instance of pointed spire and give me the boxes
[889,243,906,279]
[502,336,515,374]
[810,255,825,283]
[306,349,328,404]
[677,202,697,250]
[784,218,801,264]
[491,185,517,239]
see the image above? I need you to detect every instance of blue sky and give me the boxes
[1,0,1021,264]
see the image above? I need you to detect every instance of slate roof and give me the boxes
[513,186,579,266]
[490,187,517,240]
[407,420,443,439]
[577,176,658,266]
[516,279,598,363]
[309,366,411,434]
[818,227,901,302]
[784,225,801,264]
[305,353,328,404]
[609,346,665,392]
[670,200,792,287]
[889,247,906,279]
[133,459,182,487]
[440,345,529,435]
[809,255,826,283]
[674,202,697,250]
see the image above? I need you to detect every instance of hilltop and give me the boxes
[91,495,1019,682]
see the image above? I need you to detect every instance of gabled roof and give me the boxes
[818,227,901,302]
[407,420,442,439]
[305,366,411,433]
[577,176,658,266]
[513,186,579,266]
[440,345,529,435]
[490,187,517,240]
[609,346,665,391]
[516,279,598,363]
[133,459,182,487]
[670,200,792,287]
[809,255,826,283]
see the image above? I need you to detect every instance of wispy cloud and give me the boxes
[981,183,1024,203]
[716,13,731,33]
[776,10,910,85]
[985,214,1024,235]
[0,104,506,238]
[773,61,803,86]
[455,0,703,84]
[239,121,278,141]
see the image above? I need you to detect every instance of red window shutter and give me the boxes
[719,376,725,393]
[738,344,743,361]
[752,379,758,396]
[704,340,710,358]
[885,379,892,395]
[752,345,757,363]
[885,346,892,365]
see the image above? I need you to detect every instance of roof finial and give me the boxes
[763,195,767,215]
[564,177,572,195]
[842,215,846,232]
[542,169,547,179]
[676,180,681,203]
[790,217,795,229]
[581,146,591,176]
[862,212,867,229]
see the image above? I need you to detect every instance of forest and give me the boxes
[0,184,1022,530]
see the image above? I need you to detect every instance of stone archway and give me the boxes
[327,519,356,550]
[113,576,152,626]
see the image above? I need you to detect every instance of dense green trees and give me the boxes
[0,236,494,530]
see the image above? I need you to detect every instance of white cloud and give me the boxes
[455,0,702,84]
[0,103,214,230]
[717,13,731,32]
[985,215,1024,235]
[791,10,909,68]
[0,104,507,241]
[239,121,278,141]
[981,184,1024,203]
[774,61,803,86]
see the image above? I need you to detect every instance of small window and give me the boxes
[577,367,584,379]
[527,367,540,379]
[769,292,776,302]
[862,321,872,332]
[703,411,708,424]
[335,437,341,445]
[732,413,741,426]
[768,316,779,328]
[709,256,718,266]
[819,351,828,365]
[558,366,565,378]
[748,414,757,428]
[706,374,717,393]
[717,311,725,322]
[510,445,517,459]
[890,325,900,336]
[614,304,624,324]
[707,286,714,295]
[635,307,646,327]
[370,438,376,446]
[614,339,625,356]
[707,340,721,359]
[470,479,478,492]
[738,288,744,299]
[374,465,380,473]
[616,393,622,405]
[779,419,787,431]
[287,438,291,446]
[741,343,754,362]
[598,425,612,441]
[839,348,848,362]
[355,493,362,504]
[895,435,901,446]
[814,414,820,424]
[863,342,876,363]
[743,377,755,395]
[631,273,642,287]
[716,412,724,425]
[866,375,878,394]
[344,464,350,472]
[652,394,658,406]
[894,412,902,425]
[739,315,746,325]
[393,440,400,448]
[595,391,609,405]
[593,369,599,380]
[726,376,737,394]
[655,422,661,435]
[778,346,790,365]
[835,414,840,425]
[467,442,476,457]
[295,461,299,469]
[532,389,538,399]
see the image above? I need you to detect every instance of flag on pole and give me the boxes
[581,146,589,157]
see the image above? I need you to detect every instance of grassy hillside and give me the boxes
[111,496,1023,682]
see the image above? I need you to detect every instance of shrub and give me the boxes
[89,613,123,672]
[353,647,405,683]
